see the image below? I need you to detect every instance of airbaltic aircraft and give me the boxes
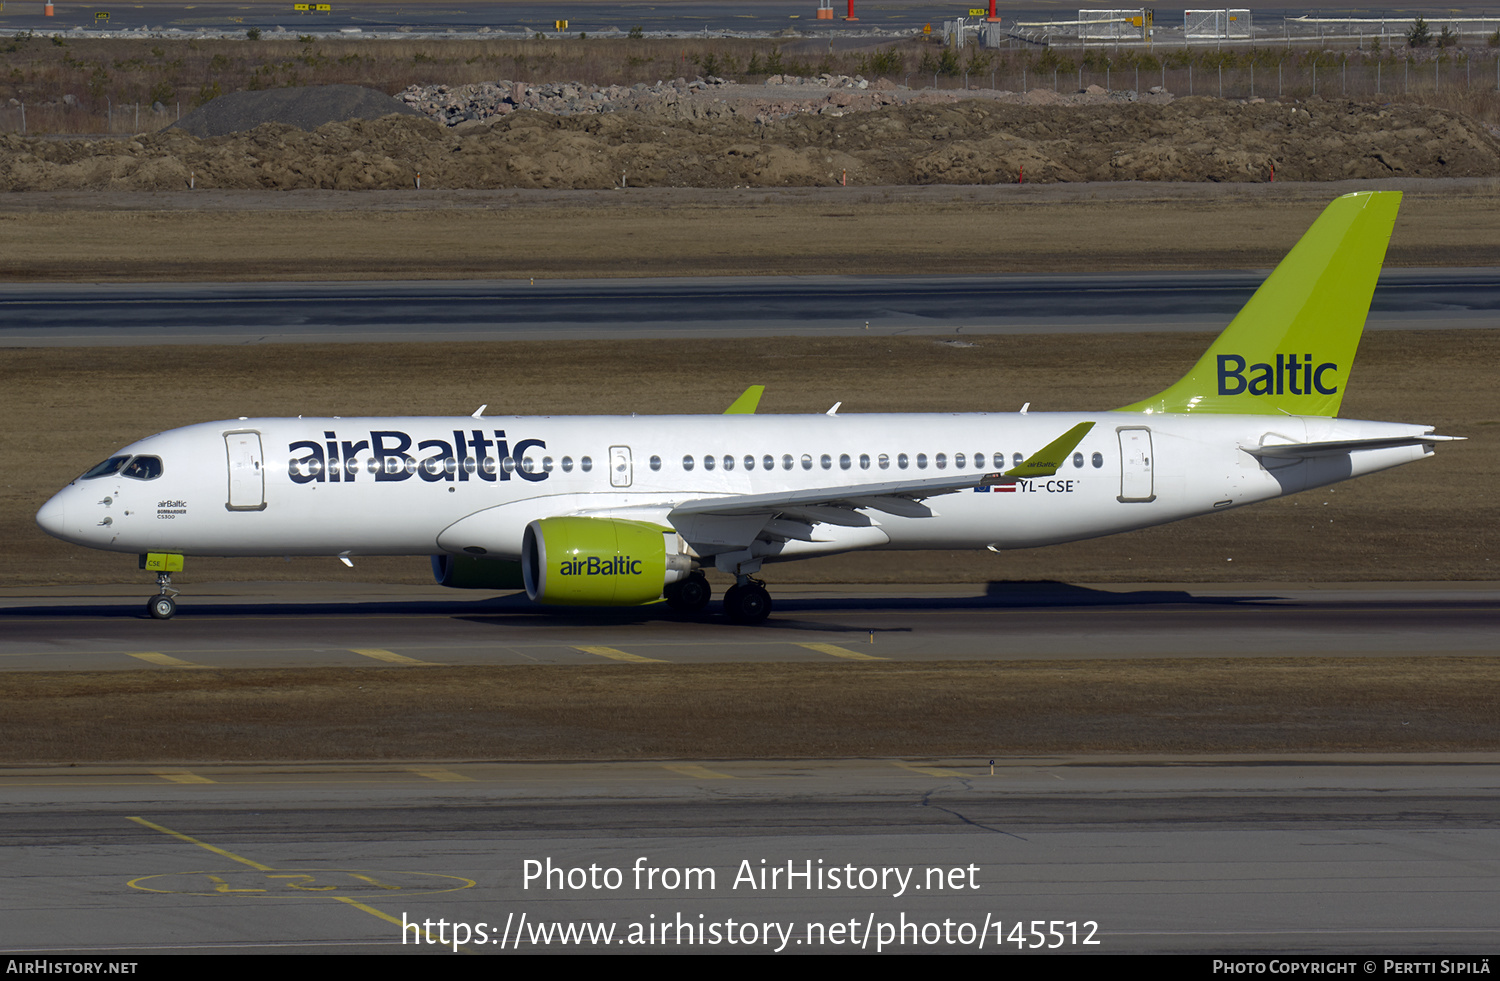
[37,191,1458,622]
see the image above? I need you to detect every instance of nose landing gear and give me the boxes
[139,553,185,619]
[147,571,179,619]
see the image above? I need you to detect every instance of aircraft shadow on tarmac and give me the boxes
[0,580,1277,628]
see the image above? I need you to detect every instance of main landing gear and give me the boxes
[664,570,712,613]
[722,577,772,625]
[147,571,178,620]
[663,571,773,624]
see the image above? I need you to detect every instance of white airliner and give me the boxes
[37,191,1458,622]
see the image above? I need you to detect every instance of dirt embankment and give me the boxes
[4,96,1498,190]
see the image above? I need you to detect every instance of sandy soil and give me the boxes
[5,97,1499,194]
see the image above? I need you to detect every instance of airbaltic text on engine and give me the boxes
[560,556,643,576]
[287,430,549,483]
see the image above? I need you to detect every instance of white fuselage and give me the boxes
[37,412,1435,563]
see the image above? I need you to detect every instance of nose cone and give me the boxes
[36,491,77,543]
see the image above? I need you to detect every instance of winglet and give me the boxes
[1120,191,1401,417]
[1000,422,1095,479]
[723,386,764,415]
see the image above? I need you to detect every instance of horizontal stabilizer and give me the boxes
[1245,433,1463,459]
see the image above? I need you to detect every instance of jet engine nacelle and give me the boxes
[431,553,526,589]
[522,516,692,606]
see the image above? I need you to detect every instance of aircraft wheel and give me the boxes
[723,583,772,624]
[666,573,711,613]
[147,594,177,620]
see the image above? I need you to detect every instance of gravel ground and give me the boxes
[171,84,426,138]
[4,82,1498,190]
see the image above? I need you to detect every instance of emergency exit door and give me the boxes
[609,445,633,488]
[1117,427,1155,503]
[225,431,267,511]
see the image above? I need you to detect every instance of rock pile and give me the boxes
[764,73,871,89]
[397,73,1169,129]
[398,76,735,125]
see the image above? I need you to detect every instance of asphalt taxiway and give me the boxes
[1,582,1496,670]
[6,587,1497,955]
[2,270,1497,346]
[3,756,1498,954]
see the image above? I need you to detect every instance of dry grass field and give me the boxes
[5,181,1500,279]
[3,659,1497,763]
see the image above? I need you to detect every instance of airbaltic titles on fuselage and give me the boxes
[288,429,550,484]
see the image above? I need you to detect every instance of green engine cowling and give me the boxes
[522,516,693,606]
[432,554,526,589]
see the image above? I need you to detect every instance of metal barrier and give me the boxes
[1185,9,1252,40]
[1080,9,1147,41]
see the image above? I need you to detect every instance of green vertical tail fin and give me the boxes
[1121,191,1401,417]
[723,386,765,414]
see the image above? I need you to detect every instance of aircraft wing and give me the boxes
[671,471,1006,523]
[657,421,1096,553]
[671,421,1095,521]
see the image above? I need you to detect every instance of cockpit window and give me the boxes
[80,456,131,480]
[121,456,163,480]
